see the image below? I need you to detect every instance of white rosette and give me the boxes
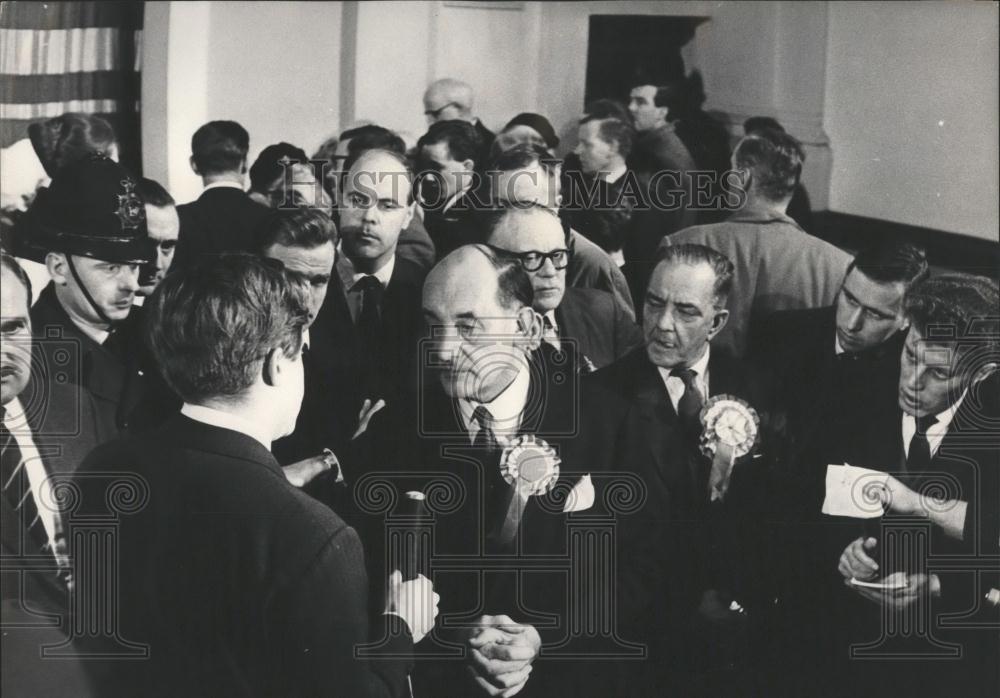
[497,435,560,544]
[699,395,760,501]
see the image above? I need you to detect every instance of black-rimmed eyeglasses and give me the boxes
[509,248,570,272]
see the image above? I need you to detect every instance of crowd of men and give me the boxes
[1,75,997,698]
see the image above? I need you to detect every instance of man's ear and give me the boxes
[656,106,669,123]
[45,252,69,286]
[189,156,200,176]
[461,158,475,173]
[707,308,730,340]
[401,201,416,231]
[262,347,283,388]
[516,306,543,352]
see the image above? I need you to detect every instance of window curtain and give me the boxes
[0,1,144,173]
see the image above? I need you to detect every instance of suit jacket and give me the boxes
[274,256,426,467]
[420,190,478,261]
[662,213,852,359]
[555,286,642,371]
[30,283,146,442]
[750,305,905,514]
[372,344,605,698]
[174,186,270,271]
[71,415,413,698]
[396,213,436,272]
[580,346,785,693]
[566,228,636,321]
[472,118,495,164]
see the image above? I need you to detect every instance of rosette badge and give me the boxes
[699,394,760,501]
[497,435,560,544]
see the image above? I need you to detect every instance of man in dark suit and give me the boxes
[581,243,785,696]
[415,119,483,259]
[753,241,930,498]
[481,204,641,371]
[1,252,96,696]
[24,155,155,442]
[396,244,601,698]
[69,254,437,697]
[835,274,999,698]
[277,151,426,486]
[173,120,270,271]
[564,114,637,266]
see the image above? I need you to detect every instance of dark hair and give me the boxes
[487,143,562,176]
[653,83,686,114]
[190,120,250,176]
[136,177,175,208]
[583,98,630,122]
[743,116,785,135]
[732,130,805,202]
[656,243,735,307]
[257,208,337,252]
[340,125,406,157]
[579,116,634,159]
[0,251,32,307]
[249,142,308,193]
[472,244,534,311]
[501,113,559,149]
[28,113,117,177]
[417,120,482,165]
[145,253,308,404]
[904,274,1000,351]
[848,240,929,292]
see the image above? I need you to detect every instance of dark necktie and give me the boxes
[1,409,45,551]
[472,405,498,453]
[356,275,384,338]
[906,414,938,473]
[542,315,559,349]
[671,367,704,422]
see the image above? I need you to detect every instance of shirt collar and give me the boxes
[336,252,395,292]
[834,335,845,355]
[1,396,25,427]
[203,180,245,192]
[656,343,711,384]
[458,357,532,436]
[180,403,272,449]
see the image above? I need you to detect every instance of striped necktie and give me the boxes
[1,407,45,551]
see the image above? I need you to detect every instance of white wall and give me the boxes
[143,1,342,203]
[824,1,999,240]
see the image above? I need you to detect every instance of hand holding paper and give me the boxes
[821,464,889,519]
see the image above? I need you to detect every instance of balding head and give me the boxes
[423,78,475,124]
[340,148,415,273]
[422,245,540,402]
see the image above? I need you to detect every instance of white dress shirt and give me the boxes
[901,390,967,459]
[542,310,561,352]
[657,345,712,414]
[336,253,395,323]
[458,359,532,446]
[181,403,272,449]
[2,397,59,549]
[202,180,246,193]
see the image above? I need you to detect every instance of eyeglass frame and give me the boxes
[492,246,571,272]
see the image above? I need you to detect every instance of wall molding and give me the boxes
[812,211,1000,276]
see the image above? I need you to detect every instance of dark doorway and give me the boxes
[584,15,707,106]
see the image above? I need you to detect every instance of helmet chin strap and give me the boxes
[66,254,116,328]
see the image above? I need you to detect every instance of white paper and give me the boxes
[821,464,888,519]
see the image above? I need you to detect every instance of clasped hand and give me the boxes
[464,615,541,697]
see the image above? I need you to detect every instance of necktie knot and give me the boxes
[473,405,494,430]
[356,275,381,293]
[472,405,498,452]
[916,413,938,433]
[670,367,698,387]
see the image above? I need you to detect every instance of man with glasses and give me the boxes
[422,78,495,163]
[481,204,641,371]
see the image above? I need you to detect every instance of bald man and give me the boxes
[380,244,604,697]
[423,77,494,161]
